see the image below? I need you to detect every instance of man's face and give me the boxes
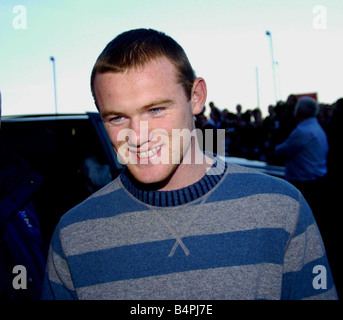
[94,57,201,187]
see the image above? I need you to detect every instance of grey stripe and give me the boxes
[46,246,76,291]
[76,263,282,300]
[61,193,300,256]
[88,177,123,198]
[302,287,338,300]
[283,223,326,273]
[228,162,264,174]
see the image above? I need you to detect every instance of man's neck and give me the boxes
[158,140,214,191]
[120,153,227,207]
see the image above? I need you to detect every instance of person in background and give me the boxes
[324,97,343,299]
[0,90,47,300]
[274,96,329,246]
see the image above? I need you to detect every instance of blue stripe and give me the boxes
[293,195,315,237]
[208,172,299,203]
[41,279,77,300]
[281,255,335,300]
[68,228,289,288]
[59,188,148,228]
[51,225,64,258]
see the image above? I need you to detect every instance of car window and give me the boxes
[0,117,116,244]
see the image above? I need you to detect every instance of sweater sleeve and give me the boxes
[40,227,78,300]
[281,193,337,300]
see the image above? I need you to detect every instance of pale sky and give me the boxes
[1,0,342,117]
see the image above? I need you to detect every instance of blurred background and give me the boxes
[1,0,342,117]
[1,0,343,300]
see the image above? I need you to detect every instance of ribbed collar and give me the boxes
[120,155,228,207]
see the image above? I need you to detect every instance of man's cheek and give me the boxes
[116,141,137,165]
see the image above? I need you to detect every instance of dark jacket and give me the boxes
[0,142,47,300]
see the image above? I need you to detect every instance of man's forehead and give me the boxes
[94,71,187,114]
[94,61,183,102]
[95,57,179,82]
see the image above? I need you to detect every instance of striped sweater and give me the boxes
[41,157,337,300]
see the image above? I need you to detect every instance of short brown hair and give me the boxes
[90,28,196,109]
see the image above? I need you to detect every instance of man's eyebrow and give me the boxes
[100,110,124,118]
[140,99,173,110]
[101,99,174,118]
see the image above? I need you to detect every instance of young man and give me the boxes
[41,29,337,300]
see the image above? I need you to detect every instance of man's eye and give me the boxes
[109,116,124,123]
[149,108,163,115]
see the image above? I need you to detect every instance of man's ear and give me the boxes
[191,77,207,115]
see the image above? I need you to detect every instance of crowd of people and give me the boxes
[195,95,342,170]
[196,94,343,298]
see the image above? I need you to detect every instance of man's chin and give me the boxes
[126,163,178,190]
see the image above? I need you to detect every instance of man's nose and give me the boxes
[128,119,149,147]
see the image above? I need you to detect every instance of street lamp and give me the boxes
[265,31,278,104]
[255,66,260,108]
[50,56,58,114]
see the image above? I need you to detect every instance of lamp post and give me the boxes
[50,56,58,114]
[265,31,278,104]
[275,60,282,101]
[255,66,260,108]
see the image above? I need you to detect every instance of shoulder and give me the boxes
[227,162,292,188]
[205,161,311,241]
[211,161,300,202]
[57,175,143,229]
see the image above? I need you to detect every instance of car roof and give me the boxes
[1,113,95,122]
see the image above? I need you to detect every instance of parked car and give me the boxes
[227,156,285,178]
[0,112,284,246]
[0,112,123,245]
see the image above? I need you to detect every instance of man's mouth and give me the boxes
[136,145,162,159]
